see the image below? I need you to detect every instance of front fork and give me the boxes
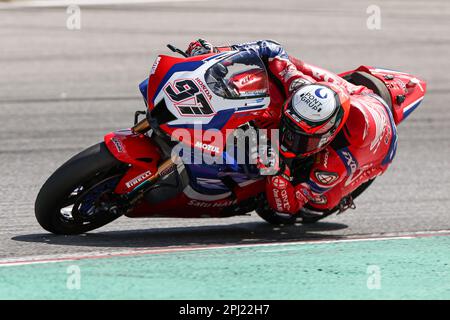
[132,110,151,134]
[123,156,178,209]
[129,111,179,194]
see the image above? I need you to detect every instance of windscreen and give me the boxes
[204,51,269,99]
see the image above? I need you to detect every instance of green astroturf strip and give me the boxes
[1,236,449,299]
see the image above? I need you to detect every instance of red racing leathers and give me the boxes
[223,40,398,213]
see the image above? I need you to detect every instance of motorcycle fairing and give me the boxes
[145,51,272,157]
[104,130,161,194]
[126,177,265,218]
[340,65,427,125]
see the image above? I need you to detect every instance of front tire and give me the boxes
[35,142,126,235]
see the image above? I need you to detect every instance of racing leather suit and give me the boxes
[220,40,398,213]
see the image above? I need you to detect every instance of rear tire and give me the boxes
[255,206,298,225]
[344,71,393,108]
[35,142,125,235]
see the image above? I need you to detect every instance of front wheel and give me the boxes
[35,142,127,235]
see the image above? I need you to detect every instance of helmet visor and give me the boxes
[279,116,333,157]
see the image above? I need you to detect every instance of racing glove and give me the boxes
[255,139,284,176]
[185,39,217,56]
[265,164,309,215]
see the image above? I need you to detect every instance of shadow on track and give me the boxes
[12,221,348,249]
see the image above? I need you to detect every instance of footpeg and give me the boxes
[337,195,356,214]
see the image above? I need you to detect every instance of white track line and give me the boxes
[1,230,450,267]
[0,0,207,10]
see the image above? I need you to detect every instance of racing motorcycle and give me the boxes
[35,44,426,234]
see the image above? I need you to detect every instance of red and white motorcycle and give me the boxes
[35,45,426,234]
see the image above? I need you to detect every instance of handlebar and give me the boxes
[167,44,188,57]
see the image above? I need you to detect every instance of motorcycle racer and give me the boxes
[186,39,398,214]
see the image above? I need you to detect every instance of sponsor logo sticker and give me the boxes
[289,78,308,92]
[187,199,237,208]
[315,171,339,185]
[272,188,291,212]
[160,164,176,177]
[195,141,220,153]
[279,64,298,82]
[315,88,328,99]
[125,170,152,189]
[292,85,337,122]
[342,150,357,173]
[111,137,124,153]
[195,77,213,100]
[271,176,288,189]
[295,189,309,203]
[311,194,328,205]
[150,57,161,75]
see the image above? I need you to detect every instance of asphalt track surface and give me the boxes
[0,0,449,263]
[1,235,449,299]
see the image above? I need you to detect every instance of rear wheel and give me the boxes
[35,142,127,235]
[344,71,393,108]
[255,206,298,225]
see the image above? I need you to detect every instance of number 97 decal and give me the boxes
[164,79,214,116]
